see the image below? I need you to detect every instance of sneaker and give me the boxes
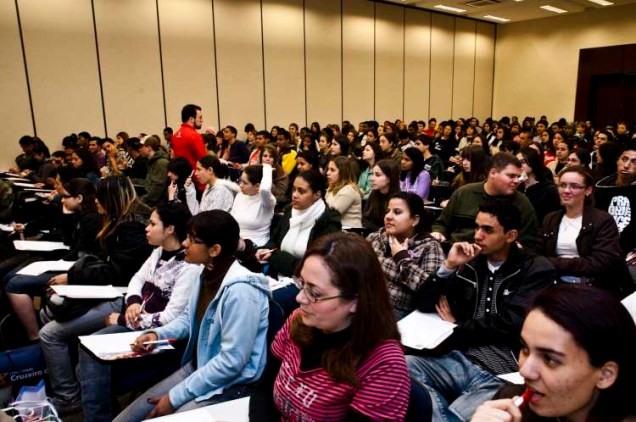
[49,397,82,417]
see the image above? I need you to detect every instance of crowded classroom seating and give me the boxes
[1,108,636,421]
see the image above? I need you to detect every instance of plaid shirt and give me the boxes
[368,229,444,314]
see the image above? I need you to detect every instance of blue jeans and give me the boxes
[78,324,129,422]
[113,361,253,422]
[39,298,123,405]
[4,268,62,295]
[78,325,181,422]
[406,350,504,422]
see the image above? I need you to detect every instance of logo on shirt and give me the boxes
[608,195,631,233]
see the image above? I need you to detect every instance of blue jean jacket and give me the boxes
[151,260,270,408]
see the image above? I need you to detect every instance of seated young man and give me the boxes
[408,198,556,421]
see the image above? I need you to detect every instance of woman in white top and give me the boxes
[231,164,276,247]
[325,156,363,229]
[537,166,632,297]
[184,155,235,214]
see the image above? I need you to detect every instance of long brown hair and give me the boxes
[290,232,400,385]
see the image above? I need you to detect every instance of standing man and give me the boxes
[171,104,207,189]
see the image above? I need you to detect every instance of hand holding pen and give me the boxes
[130,333,176,353]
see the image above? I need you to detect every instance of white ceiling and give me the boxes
[378,0,636,23]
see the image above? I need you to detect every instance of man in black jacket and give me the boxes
[407,198,556,422]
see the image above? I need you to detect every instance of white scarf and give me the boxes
[280,199,326,258]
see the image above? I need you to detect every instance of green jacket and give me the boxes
[140,150,169,207]
[0,180,13,223]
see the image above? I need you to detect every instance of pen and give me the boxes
[140,339,177,346]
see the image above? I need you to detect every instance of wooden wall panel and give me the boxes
[263,0,305,129]
[0,1,34,168]
[404,8,431,123]
[21,0,103,141]
[342,0,374,127]
[94,0,164,137]
[429,14,454,120]
[474,21,495,120]
[214,0,265,130]
[305,0,342,125]
[452,19,476,119]
[375,3,404,122]
[158,0,218,131]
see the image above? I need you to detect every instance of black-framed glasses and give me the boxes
[293,276,342,304]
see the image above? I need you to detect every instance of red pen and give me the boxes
[513,387,533,407]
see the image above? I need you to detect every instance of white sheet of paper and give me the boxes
[152,397,249,421]
[16,260,75,276]
[498,372,524,385]
[79,331,174,361]
[11,182,38,188]
[13,240,69,251]
[0,223,14,232]
[50,285,123,299]
[397,311,456,350]
[5,177,32,182]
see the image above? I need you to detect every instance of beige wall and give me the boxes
[0,0,495,169]
[493,2,636,123]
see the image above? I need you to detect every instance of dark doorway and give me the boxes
[575,44,636,126]
[589,73,636,128]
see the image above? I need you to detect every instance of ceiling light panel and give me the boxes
[433,4,467,12]
[540,5,568,13]
[483,14,511,22]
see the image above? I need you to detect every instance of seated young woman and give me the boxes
[230,164,276,247]
[362,158,401,232]
[4,177,100,342]
[325,156,363,229]
[185,155,235,214]
[78,201,201,422]
[367,192,444,318]
[472,284,636,422]
[537,166,633,298]
[358,142,384,200]
[249,232,411,421]
[260,144,289,206]
[400,147,431,201]
[39,176,153,414]
[256,169,341,278]
[114,210,270,421]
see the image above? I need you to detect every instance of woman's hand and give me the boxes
[125,303,142,328]
[255,248,275,263]
[130,332,158,353]
[436,296,456,323]
[146,395,175,418]
[389,236,409,257]
[105,312,120,327]
[48,274,68,286]
[471,398,522,422]
[167,181,177,200]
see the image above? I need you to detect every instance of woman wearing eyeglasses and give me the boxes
[114,210,270,421]
[249,232,411,421]
[537,166,633,298]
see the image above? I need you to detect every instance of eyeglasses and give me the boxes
[557,183,586,190]
[186,235,207,245]
[293,276,342,304]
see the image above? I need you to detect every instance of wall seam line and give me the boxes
[15,0,37,136]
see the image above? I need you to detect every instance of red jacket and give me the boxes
[171,123,207,189]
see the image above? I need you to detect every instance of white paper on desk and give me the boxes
[79,331,174,361]
[397,311,456,350]
[13,240,69,251]
[498,372,524,385]
[6,177,31,182]
[0,223,14,232]
[51,284,123,299]
[152,396,249,421]
[2,172,22,177]
[16,260,75,276]
[11,182,38,188]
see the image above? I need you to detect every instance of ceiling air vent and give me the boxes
[462,0,500,7]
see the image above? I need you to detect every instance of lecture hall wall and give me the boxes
[0,0,496,169]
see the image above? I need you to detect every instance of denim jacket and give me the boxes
[151,260,271,408]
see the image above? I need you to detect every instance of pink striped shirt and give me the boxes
[271,314,410,421]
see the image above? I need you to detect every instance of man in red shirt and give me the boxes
[171,104,207,189]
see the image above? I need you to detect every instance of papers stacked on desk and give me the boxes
[397,311,456,350]
[13,240,69,251]
[79,331,174,361]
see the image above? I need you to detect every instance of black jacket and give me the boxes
[419,244,556,351]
